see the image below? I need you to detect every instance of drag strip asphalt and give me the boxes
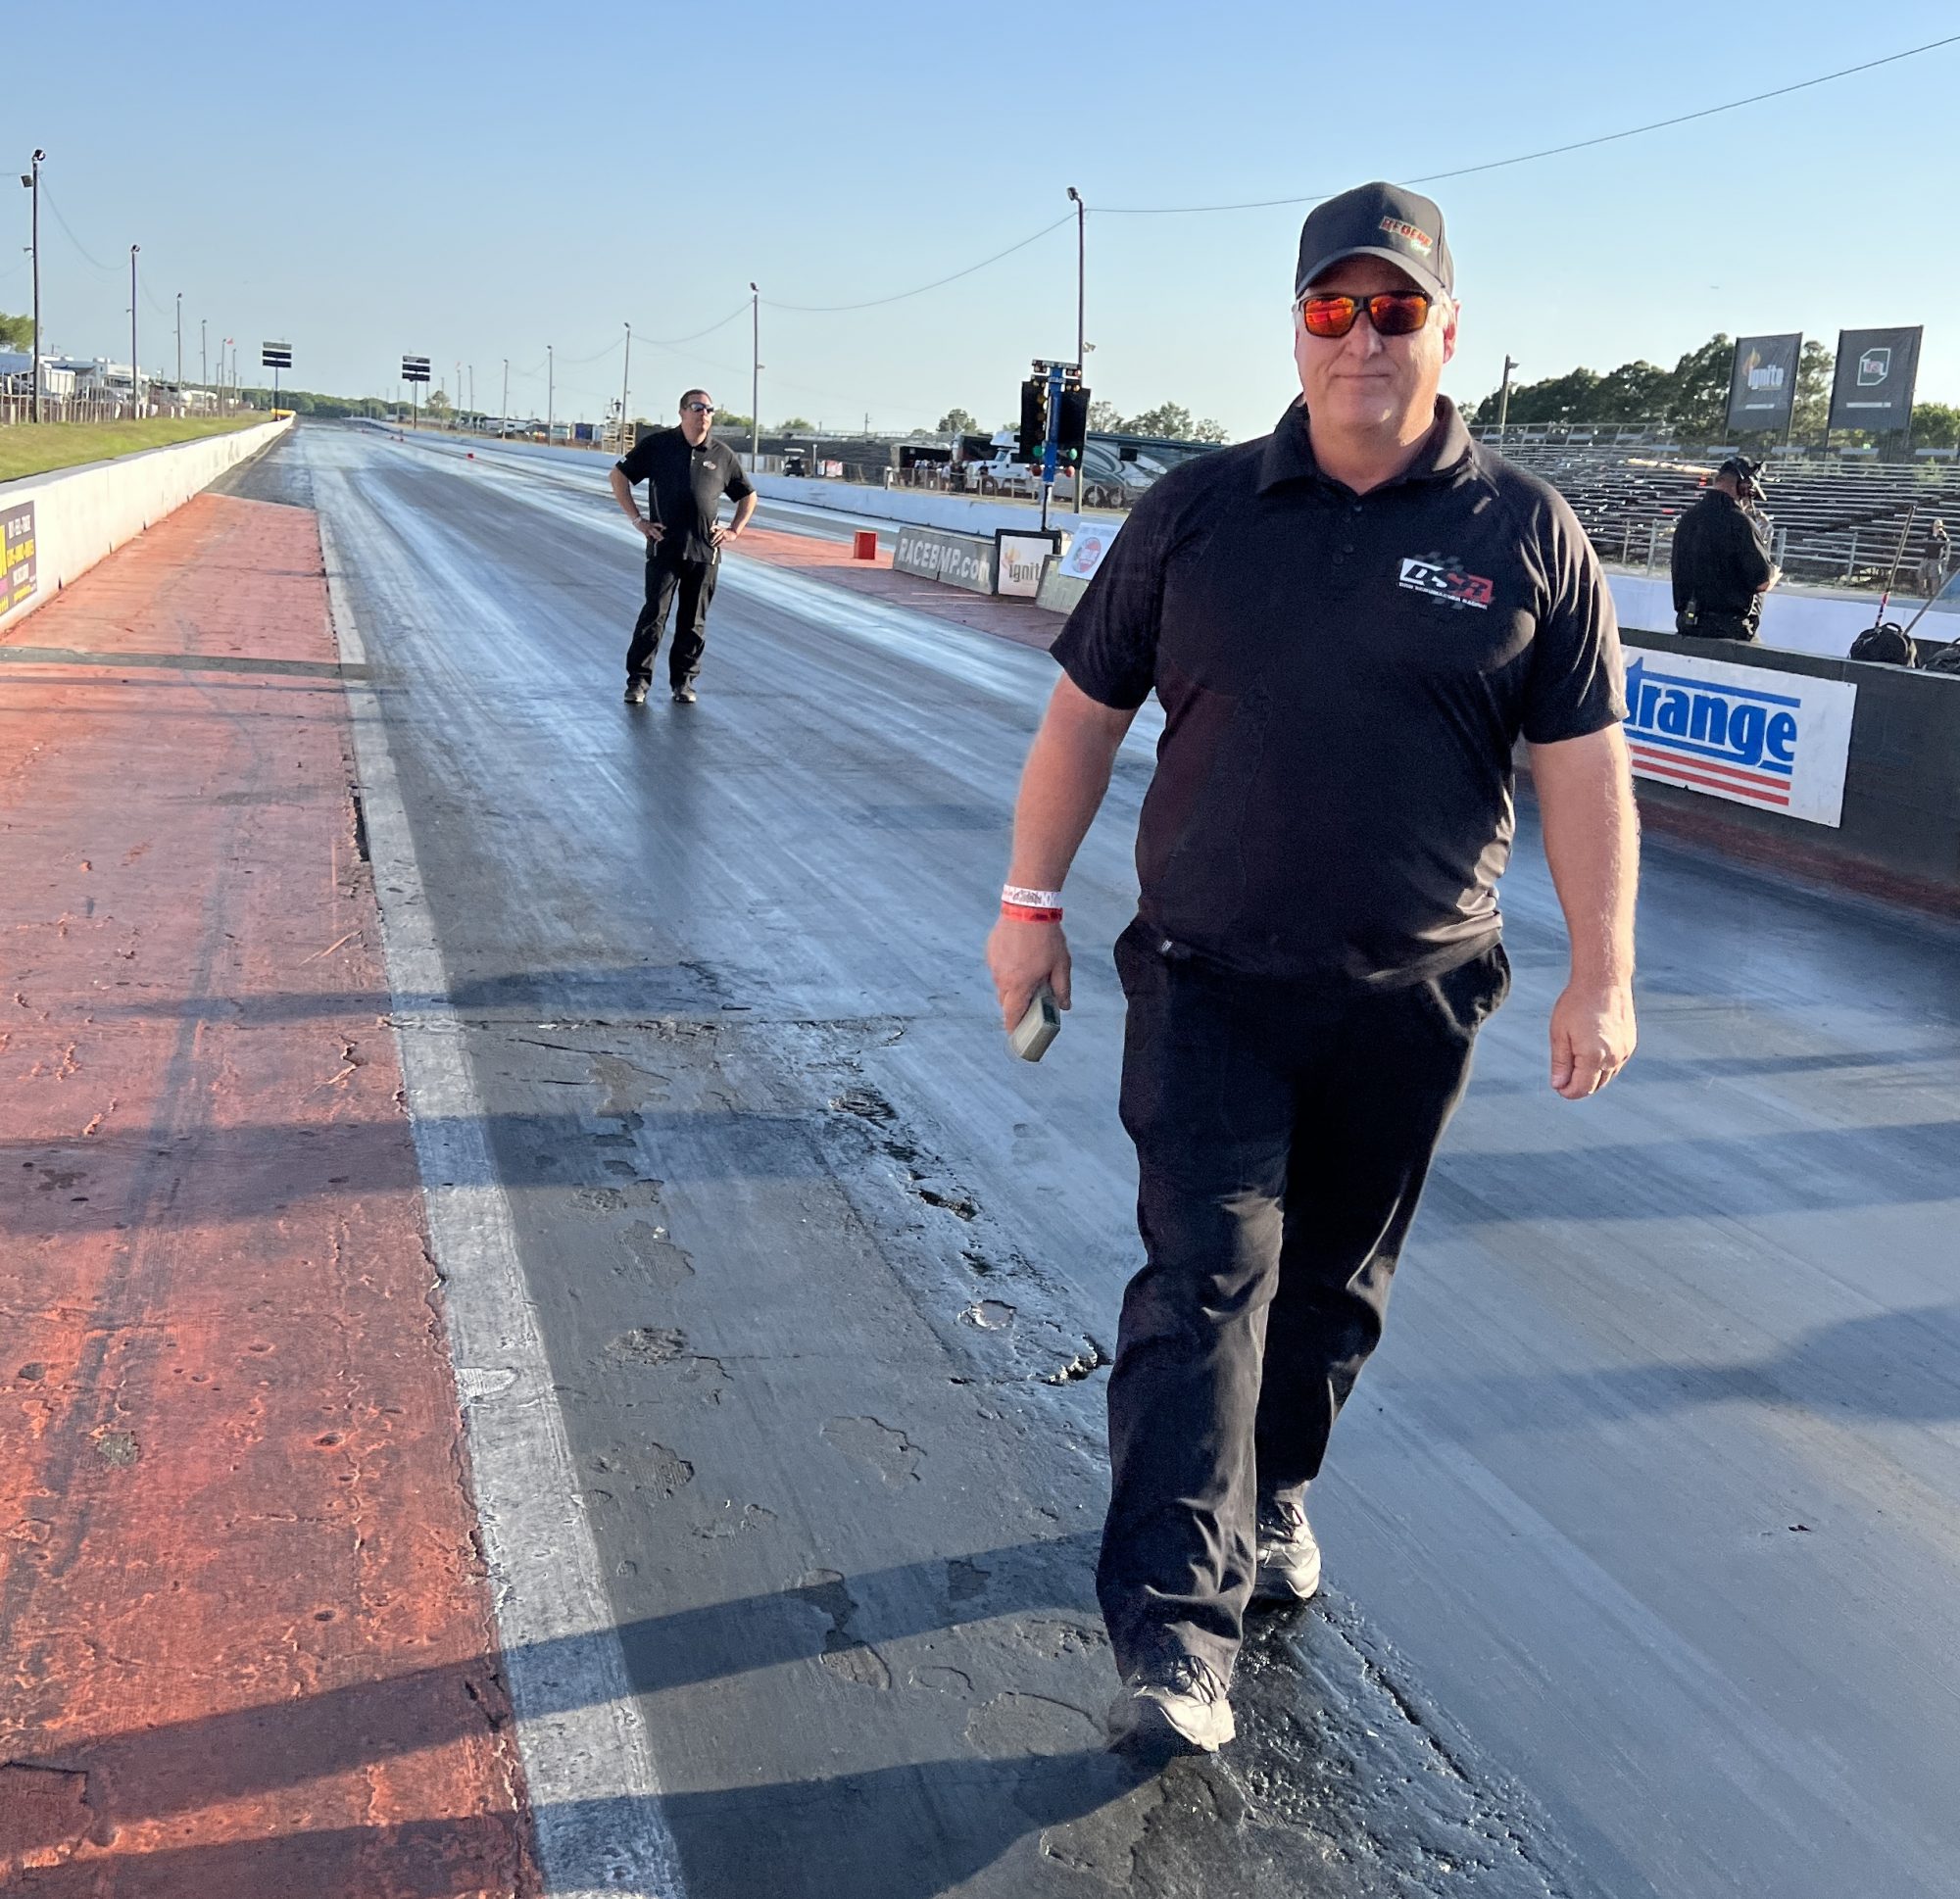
[220,424,1960,1899]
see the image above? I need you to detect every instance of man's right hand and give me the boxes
[640,519,665,544]
[987,917,1072,1032]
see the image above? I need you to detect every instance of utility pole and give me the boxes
[174,292,182,408]
[1496,355,1518,443]
[22,151,43,422]
[129,245,140,418]
[501,357,509,439]
[547,344,554,442]
[200,317,208,397]
[620,320,631,452]
[1067,185,1086,514]
[750,283,761,473]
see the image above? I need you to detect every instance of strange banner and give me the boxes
[1828,326,1923,434]
[1725,333,1801,436]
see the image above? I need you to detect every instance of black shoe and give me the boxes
[624,681,649,706]
[1105,1651,1235,1753]
[671,684,698,704]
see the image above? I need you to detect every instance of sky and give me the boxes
[10,2,1960,438]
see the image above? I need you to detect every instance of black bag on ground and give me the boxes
[1848,622,1919,667]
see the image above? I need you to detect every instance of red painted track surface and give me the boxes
[0,495,534,1895]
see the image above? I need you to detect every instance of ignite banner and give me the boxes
[1725,333,1801,435]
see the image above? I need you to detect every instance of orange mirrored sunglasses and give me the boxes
[1298,291,1434,339]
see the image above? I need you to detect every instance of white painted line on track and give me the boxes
[320,509,687,1899]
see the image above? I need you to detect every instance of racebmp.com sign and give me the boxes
[1622,650,1856,828]
[892,524,998,596]
[1,501,35,615]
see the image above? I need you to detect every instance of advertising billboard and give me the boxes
[892,524,998,595]
[1,501,35,617]
[1621,650,1857,828]
[1725,333,1801,435]
[1828,326,1923,434]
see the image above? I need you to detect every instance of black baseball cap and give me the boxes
[1295,181,1453,302]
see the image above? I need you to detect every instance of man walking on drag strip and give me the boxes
[610,388,758,705]
[987,181,1640,1754]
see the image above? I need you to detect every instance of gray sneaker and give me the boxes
[623,680,649,706]
[1254,1498,1322,1602]
[671,684,698,704]
[1105,1652,1236,1753]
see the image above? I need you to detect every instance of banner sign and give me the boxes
[995,529,1060,599]
[1828,326,1923,433]
[1057,520,1121,582]
[1726,333,1800,435]
[1623,650,1856,827]
[892,523,997,595]
[1,500,35,615]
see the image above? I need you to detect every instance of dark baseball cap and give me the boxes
[1295,181,1453,302]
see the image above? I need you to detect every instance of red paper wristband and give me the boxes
[1001,901,1063,924]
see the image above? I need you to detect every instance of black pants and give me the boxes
[1098,923,1509,1684]
[627,553,718,689]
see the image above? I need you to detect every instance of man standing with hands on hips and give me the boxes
[610,388,757,705]
[987,181,1639,1754]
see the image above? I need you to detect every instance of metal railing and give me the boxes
[0,391,224,427]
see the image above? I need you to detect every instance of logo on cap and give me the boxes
[1379,217,1434,256]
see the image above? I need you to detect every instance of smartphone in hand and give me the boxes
[1008,983,1061,1063]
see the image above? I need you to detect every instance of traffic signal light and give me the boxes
[1017,378,1047,463]
[1056,384,1090,458]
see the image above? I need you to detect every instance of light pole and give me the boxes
[174,292,182,409]
[749,282,760,473]
[547,344,554,442]
[21,150,43,422]
[129,245,140,417]
[1496,355,1518,443]
[200,316,207,397]
[501,357,509,439]
[1067,185,1086,513]
[619,320,631,452]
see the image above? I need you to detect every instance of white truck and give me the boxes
[955,430,1044,499]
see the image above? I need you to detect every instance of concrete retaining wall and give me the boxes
[748,471,1122,540]
[1608,571,1935,661]
[0,416,295,638]
[1617,630,1960,902]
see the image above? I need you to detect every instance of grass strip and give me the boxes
[0,414,269,484]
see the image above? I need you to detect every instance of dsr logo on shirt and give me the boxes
[1397,555,1493,610]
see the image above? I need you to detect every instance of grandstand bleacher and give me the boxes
[1473,428,1960,592]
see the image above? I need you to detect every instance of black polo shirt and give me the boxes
[1670,488,1773,619]
[1054,397,1625,987]
[616,426,755,563]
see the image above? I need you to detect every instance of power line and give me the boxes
[645,301,750,345]
[761,214,1074,313]
[37,183,122,273]
[1097,33,1960,215]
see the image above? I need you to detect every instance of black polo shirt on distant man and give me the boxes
[615,426,755,563]
[1053,396,1625,987]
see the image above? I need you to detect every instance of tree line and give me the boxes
[935,403,1228,444]
[1472,333,1960,448]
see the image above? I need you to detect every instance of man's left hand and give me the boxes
[1549,980,1637,1099]
[711,524,737,548]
